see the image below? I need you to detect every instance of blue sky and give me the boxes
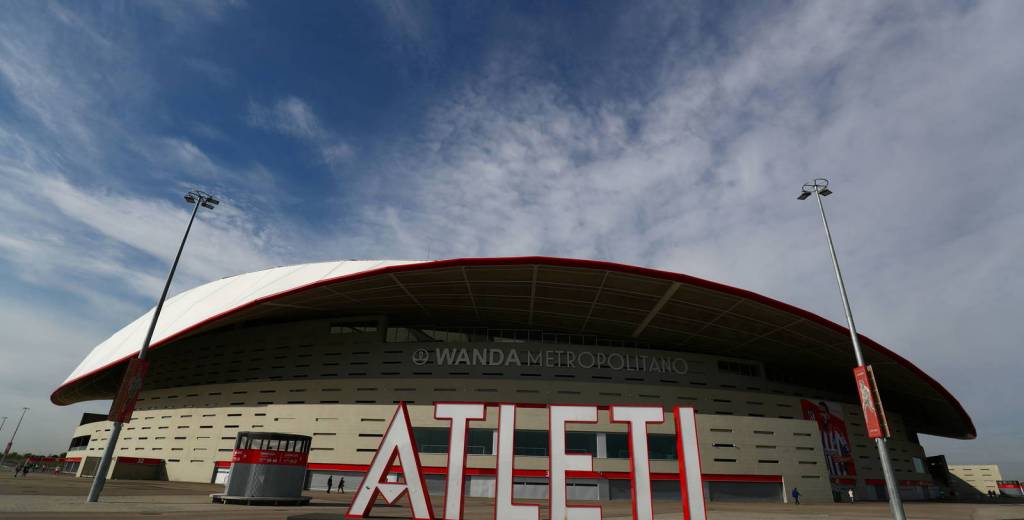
[1,1,1023,476]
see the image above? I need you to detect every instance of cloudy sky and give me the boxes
[1,0,1021,476]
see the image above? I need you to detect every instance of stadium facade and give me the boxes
[54,257,975,504]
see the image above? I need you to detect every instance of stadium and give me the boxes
[52,257,974,504]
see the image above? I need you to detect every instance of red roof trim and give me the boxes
[50,256,974,439]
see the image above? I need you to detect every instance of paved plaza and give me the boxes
[1,473,1022,519]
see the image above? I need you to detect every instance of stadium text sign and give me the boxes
[345,402,706,520]
[412,346,689,376]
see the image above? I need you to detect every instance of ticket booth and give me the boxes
[212,431,312,505]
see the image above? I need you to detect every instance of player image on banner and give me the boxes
[801,399,856,477]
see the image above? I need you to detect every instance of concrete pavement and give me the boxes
[1,473,1022,519]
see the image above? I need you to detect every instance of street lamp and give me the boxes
[0,408,29,468]
[86,190,219,503]
[798,178,906,520]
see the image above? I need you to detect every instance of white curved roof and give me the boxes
[54,255,975,439]
[63,260,427,387]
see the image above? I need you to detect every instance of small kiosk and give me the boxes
[212,431,312,505]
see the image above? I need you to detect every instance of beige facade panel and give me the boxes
[947,464,1003,496]
[66,328,934,503]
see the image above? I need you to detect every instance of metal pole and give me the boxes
[86,198,202,502]
[0,416,7,434]
[813,189,907,520]
[0,408,29,468]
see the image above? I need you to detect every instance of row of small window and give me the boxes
[150,371,714,386]
[137,390,810,410]
[711,458,818,465]
[717,360,761,378]
[148,377,795,397]
[709,427,814,437]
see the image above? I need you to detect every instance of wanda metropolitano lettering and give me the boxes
[411,346,690,376]
[343,402,707,520]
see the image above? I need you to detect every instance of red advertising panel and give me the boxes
[231,449,309,466]
[801,399,856,477]
[107,358,150,423]
[853,365,891,439]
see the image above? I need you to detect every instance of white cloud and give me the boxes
[248,96,356,172]
[1,0,1022,476]
[141,0,246,28]
[184,57,234,87]
[0,294,116,457]
[334,1,1024,473]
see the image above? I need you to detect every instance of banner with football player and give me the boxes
[801,399,856,477]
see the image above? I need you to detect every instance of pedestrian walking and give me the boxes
[791,487,801,504]
[21,465,28,477]
[326,475,333,494]
[339,476,345,494]
[847,488,855,503]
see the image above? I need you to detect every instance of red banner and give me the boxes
[231,449,309,466]
[108,358,150,423]
[26,457,67,463]
[853,365,890,439]
[801,399,856,477]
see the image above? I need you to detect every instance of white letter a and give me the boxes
[346,402,434,519]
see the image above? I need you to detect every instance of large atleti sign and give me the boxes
[345,402,706,520]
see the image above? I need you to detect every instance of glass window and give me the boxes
[648,434,677,460]
[566,432,597,455]
[606,433,677,460]
[414,428,494,455]
[467,429,493,455]
[414,427,450,454]
[514,430,548,457]
[606,433,629,459]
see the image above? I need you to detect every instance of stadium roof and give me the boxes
[51,257,975,439]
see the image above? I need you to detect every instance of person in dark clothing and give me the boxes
[326,475,333,494]
[339,477,345,494]
[791,487,801,504]
[21,465,28,477]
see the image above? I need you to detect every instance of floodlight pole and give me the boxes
[0,408,29,468]
[87,191,217,503]
[802,179,906,520]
